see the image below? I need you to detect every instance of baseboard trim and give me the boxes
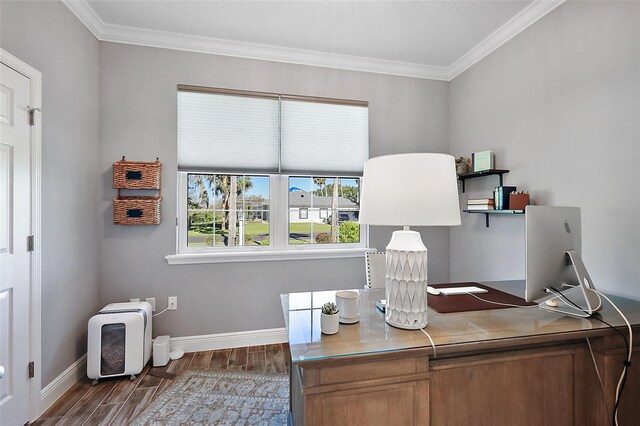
[40,354,87,416]
[168,328,288,353]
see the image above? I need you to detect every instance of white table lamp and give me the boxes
[359,153,461,329]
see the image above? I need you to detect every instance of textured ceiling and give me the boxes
[86,0,533,67]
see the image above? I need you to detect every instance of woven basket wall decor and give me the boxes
[113,157,162,225]
[113,196,162,225]
[113,159,161,190]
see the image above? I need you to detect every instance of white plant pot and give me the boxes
[321,312,339,335]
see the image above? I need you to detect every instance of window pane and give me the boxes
[338,210,360,243]
[244,212,270,246]
[217,210,245,246]
[338,178,360,204]
[312,177,329,207]
[244,175,270,211]
[188,174,215,209]
[214,212,227,246]
[188,211,214,247]
[288,176,361,246]
[312,211,333,244]
[289,217,312,245]
[188,174,270,248]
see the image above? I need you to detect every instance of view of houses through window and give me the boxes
[186,173,360,248]
[288,177,360,245]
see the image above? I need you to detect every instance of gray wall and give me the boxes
[98,43,450,337]
[449,0,640,299]
[0,1,101,386]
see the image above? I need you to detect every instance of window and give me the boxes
[186,173,270,247]
[172,86,369,261]
[288,177,360,245]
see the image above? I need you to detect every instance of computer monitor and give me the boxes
[525,206,601,317]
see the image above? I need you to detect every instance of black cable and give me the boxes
[547,287,630,426]
[548,287,630,352]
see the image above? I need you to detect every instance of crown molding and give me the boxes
[448,0,566,80]
[61,0,104,38]
[102,23,451,80]
[63,0,565,81]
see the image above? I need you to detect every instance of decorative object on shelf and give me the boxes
[359,153,461,330]
[472,150,494,172]
[509,192,531,210]
[113,156,162,225]
[494,186,517,210]
[455,156,470,176]
[320,302,339,335]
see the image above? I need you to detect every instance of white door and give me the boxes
[0,62,31,425]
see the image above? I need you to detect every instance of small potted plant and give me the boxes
[320,302,339,335]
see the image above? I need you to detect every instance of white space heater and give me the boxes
[87,301,152,385]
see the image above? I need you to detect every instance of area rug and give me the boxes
[132,370,289,425]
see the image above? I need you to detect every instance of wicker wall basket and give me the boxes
[114,196,162,225]
[113,159,161,190]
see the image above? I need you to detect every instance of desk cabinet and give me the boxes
[292,335,639,426]
[282,288,640,426]
[291,352,429,426]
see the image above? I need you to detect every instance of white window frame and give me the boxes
[167,174,368,264]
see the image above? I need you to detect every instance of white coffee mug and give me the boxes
[336,290,360,323]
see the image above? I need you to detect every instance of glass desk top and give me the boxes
[281,281,640,363]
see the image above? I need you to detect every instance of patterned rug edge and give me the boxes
[132,369,289,426]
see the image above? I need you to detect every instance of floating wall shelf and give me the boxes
[462,209,525,227]
[458,169,509,193]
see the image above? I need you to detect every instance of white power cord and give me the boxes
[465,292,539,309]
[594,291,633,426]
[420,327,437,359]
[153,306,170,317]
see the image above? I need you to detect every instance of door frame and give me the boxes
[1,48,42,422]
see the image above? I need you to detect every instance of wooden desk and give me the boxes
[281,282,640,426]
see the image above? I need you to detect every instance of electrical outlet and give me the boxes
[130,298,140,303]
[146,297,156,311]
[168,296,178,310]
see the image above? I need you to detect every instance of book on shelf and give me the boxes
[494,186,517,209]
[466,204,495,211]
[472,150,494,172]
[468,198,495,204]
[467,198,494,205]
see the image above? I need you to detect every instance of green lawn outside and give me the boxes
[187,220,338,247]
[188,221,332,237]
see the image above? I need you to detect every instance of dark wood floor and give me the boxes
[33,343,290,425]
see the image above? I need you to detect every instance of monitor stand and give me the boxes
[539,250,602,318]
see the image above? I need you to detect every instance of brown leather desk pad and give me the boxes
[427,282,535,313]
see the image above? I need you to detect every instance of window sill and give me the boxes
[165,247,370,265]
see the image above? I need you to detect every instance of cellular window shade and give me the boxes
[280,100,369,175]
[177,91,280,172]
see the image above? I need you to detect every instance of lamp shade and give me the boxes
[359,153,461,227]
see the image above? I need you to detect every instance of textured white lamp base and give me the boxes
[385,229,428,329]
